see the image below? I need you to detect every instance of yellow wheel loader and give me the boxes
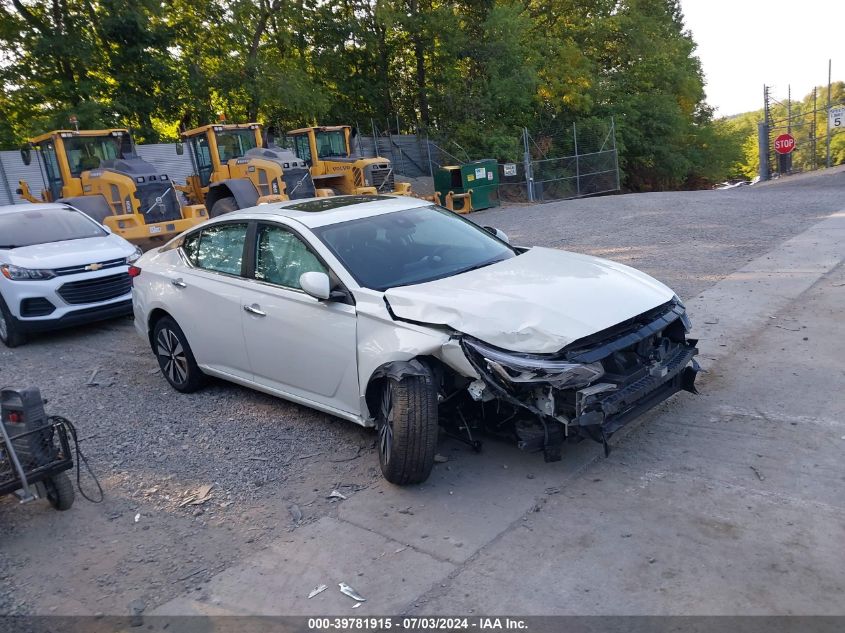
[17,129,208,244]
[177,123,324,218]
[286,125,412,196]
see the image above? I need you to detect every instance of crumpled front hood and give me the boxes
[384,247,675,354]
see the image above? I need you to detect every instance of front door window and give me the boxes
[255,224,326,289]
[292,135,312,164]
[38,141,64,201]
[191,134,214,187]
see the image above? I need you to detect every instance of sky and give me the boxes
[678,0,842,116]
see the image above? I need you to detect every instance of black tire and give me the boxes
[377,372,439,485]
[153,316,206,393]
[0,292,26,348]
[44,472,74,511]
[209,196,239,218]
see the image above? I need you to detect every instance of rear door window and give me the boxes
[183,223,249,276]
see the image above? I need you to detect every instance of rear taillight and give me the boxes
[128,265,142,280]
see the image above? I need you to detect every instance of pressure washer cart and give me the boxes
[1,387,75,510]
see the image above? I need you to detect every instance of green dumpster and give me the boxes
[433,159,499,212]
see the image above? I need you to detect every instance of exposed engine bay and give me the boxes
[437,298,699,460]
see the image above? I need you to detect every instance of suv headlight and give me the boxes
[463,339,604,389]
[1,264,56,281]
[126,246,143,264]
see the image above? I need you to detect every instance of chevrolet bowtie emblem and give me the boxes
[85,263,103,271]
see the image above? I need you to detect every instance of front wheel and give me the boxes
[377,372,439,485]
[209,196,238,218]
[153,317,206,393]
[0,293,26,348]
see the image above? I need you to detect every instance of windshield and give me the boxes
[315,130,348,158]
[0,207,106,248]
[216,129,258,161]
[313,206,515,291]
[64,134,130,177]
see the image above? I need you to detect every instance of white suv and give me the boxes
[0,203,142,347]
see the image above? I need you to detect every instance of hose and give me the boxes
[47,415,104,503]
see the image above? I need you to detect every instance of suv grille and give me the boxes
[135,183,182,224]
[57,273,132,305]
[53,258,126,277]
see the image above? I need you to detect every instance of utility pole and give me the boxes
[785,84,792,174]
[573,123,580,197]
[813,88,818,170]
[761,85,771,180]
[826,59,832,168]
[523,128,534,202]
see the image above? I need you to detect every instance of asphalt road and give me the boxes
[1,166,843,616]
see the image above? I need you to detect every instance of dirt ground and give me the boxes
[1,166,843,616]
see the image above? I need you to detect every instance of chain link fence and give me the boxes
[425,119,620,204]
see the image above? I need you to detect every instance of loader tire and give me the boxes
[209,196,238,218]
[376,371,438,485]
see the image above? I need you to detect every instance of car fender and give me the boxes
[206,179,259,211]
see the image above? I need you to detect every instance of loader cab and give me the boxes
[288,126,353,167]
[28,130,132,201]
[182,124,262,187]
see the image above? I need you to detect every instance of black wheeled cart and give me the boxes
[1,387,74,510]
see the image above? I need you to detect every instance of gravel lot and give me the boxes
[1,166,843,615]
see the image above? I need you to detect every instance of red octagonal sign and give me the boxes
[774,133,796,155]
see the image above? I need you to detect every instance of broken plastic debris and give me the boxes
[308,584,328,599]
[289,504,303,523]
[352,602,362,609]
[328,490,347,500]
[433,454,449,463]
[134,513,141,523]
[338,582,366,602]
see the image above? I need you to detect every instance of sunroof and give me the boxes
[286,195,392,212]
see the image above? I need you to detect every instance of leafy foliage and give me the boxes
[0,0,808,188]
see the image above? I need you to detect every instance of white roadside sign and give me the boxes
[830,107,845,129]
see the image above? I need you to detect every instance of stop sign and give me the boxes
[774,133,795,155]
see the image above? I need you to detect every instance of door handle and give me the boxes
[171,278,187,288]
[243,304,266,317]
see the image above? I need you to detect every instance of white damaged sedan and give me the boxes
[132,195,699,484]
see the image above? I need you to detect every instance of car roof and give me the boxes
[217,195,433,229]
[0,203,72,215]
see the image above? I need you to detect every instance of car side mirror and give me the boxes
[20,144,32,166]
[300,271,331,301]
[483,226,509,244]
[175,142,184,156]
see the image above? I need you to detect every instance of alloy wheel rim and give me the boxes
[156,328,188,385]
[378,383,395,466]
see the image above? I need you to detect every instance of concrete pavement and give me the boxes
[154,210,845,616]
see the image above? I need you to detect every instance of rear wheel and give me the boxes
[0,293,26,348]
[377,372,439,485]
[153,317,206,393]
[209,196,238,218]
[44,472,74,511]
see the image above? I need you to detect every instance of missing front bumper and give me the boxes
[459,336,700,460]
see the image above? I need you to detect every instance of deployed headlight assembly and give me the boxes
[463,338,604,389]
[1,264,56,281]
